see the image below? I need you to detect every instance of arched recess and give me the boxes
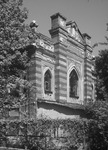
[91,83,95,101]
[42,67,53,95]
[42,65,55,100]
[69,69,79,98]
[44,69,52,94]
[67,65,81,101]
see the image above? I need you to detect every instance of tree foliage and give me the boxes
[86,101,108,150]
[91,14,108,150]
[0,0,36,117]
[95,50,108,101]
[1,1,108,150]
[95,23,108,101]
[0,119,87,150]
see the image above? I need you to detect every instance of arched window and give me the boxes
[44,70,52,94]
[69,69,79,98]
[91,83,95,100]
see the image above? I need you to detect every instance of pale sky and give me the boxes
[23,0,108,56]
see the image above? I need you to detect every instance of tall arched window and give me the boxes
[44,70,52,94]
[91,83,95,100]
[69,69,79,98]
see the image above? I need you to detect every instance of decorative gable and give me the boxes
[66,21,84,44]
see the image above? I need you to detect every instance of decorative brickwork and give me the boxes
[27,13,95,119]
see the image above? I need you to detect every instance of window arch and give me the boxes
[44,69,52,94]
[69,69,79,98]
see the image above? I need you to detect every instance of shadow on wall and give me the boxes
[37,102,86,119]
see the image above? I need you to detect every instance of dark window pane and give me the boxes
[69,70,78,98]
[44,70,52,93]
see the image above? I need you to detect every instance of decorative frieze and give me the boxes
[42,55,55,63]
[36,39,54,52]
[36,52,55,64]
[66,21,83,44]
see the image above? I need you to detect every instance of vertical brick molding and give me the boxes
[83,33,93,104]
[49,13,68,103]
[28,55,37,120]
[28,50,42,119]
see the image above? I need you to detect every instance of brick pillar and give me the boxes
[28,47,42,120]
[49,13,68,103]
[83,33,93,104]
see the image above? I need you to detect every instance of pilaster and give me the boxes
[49,13,68,103]
[83,33,93,104]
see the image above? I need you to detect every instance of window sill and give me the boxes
[70,95,79,99]
[45,91,53,94]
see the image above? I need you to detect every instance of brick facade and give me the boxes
[27,13,95,119]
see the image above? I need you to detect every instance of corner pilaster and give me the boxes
[49,13,68,103]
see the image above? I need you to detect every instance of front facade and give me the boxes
[28,13,95,120]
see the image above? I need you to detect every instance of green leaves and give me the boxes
[0,119,86,149]
[95,49,108,101]
[0,0,37,118]
[85,101,108,150]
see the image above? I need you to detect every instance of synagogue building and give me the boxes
[24,12,96,120]
[10,12,95,120]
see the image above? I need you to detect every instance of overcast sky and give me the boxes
[23,0,108,56]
